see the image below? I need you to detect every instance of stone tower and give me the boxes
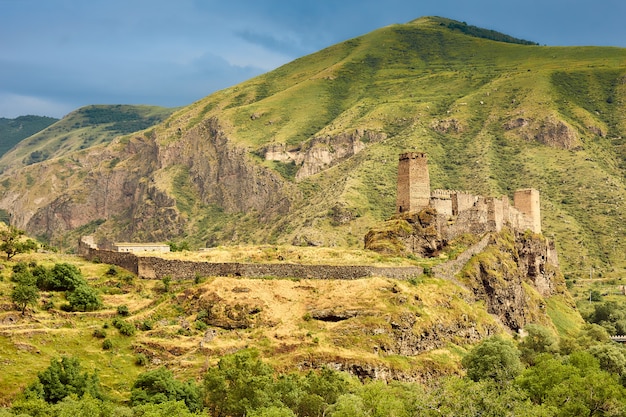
[397,152,430,213]
[513,188,541,233]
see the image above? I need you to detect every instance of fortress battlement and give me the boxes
[396,153,541,236]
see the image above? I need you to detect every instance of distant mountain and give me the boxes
[0,105,176,173]
[0,16,625,281]
[0,115,58,157]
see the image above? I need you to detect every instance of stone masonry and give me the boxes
[396,152,541,236]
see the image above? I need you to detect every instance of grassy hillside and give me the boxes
[0,105,175,173]
[0,244,579,406]
[171,16,624,278]
[0,17,625,283]
[0,115,58,157]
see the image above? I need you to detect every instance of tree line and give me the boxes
[2,322,626,417]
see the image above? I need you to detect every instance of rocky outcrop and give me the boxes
[504,115,579,150]
[364,208,446,257]
[3,117,296,245]
[459,228,566,331]
[258,129,386,180]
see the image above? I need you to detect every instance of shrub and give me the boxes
[113,318,136,336]
[131,367,202,412]
[135,354,148,366]
[102,339,113,350]
[194,320,208,331]
[40,263,86,291]
[462,336,522,382]
[66,285,103,312]
[92,328,107,339]
[140,320,154,331]
[27,356,102,403]
[117,305,130,316]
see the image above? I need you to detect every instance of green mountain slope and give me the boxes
[0,115,58,157]
[0,16,625,281]
[0,105,175,173]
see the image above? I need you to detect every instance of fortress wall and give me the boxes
[137,257,422,280]
[487,197,504,232]
[430,196,453,216]
[82,247,140,275]
[439,198,492,240]
[514,188,541,233]
[452,192,479,215]
[79,246,422,281]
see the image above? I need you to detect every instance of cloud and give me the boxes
[0,93,74,119]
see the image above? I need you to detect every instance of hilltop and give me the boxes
[0,115,58,158]
[0,16,625,282]
[0,104,175,173]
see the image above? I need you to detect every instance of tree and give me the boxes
[462,336,523,383]
[204,349,277,417]
[65,285,103,312]
[28,356,102,404]
[11,281,39,314]
[131,367,202,413]
[48,263,86,291]
[516,352,626,416]
[0,226,37,260]
[518,324,559,365]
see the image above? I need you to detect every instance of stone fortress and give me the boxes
[396,152,541,239]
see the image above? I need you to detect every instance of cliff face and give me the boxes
[2,117,294,246]
[459,229,567,332]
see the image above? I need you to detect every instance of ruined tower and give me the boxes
[396,152,430,213]
[513,188,541,233]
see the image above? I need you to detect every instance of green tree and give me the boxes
[248,406,296,417]
[0,226,37,260]
[11,281,39,314]
[28,356,102,404]
[519,324,559,365]
[131,367,202,413]
[47,263,86,291]
[65,285,103,312]
[132,400,196,417]
[204,349,277,417]
[516,352,626,416]
[462,336,523,383]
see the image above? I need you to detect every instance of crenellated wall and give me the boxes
[396,153,541,236]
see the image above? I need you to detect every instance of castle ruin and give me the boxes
[396,152,541,237]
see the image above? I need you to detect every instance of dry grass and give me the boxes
[146,244,420,266]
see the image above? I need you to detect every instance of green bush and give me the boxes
[113,318,136,336]
[102,339,113,350]
[26,356,102,403]
[135,354,149,366]
[66,285,103,312]
[117,305,130,316]
[92,328,107,339]
[462,336,522,382]
[131,367,202,413]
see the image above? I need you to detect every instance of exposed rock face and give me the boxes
[460,229,566,331]
[259,129,386,180]
[534,117,579,149]
[504,115,579,150]
[4,117,295,244]
[431,118,464,134]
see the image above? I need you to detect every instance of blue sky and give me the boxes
[1,0,625,118]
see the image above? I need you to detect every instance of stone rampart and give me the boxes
[80,244,422,281]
